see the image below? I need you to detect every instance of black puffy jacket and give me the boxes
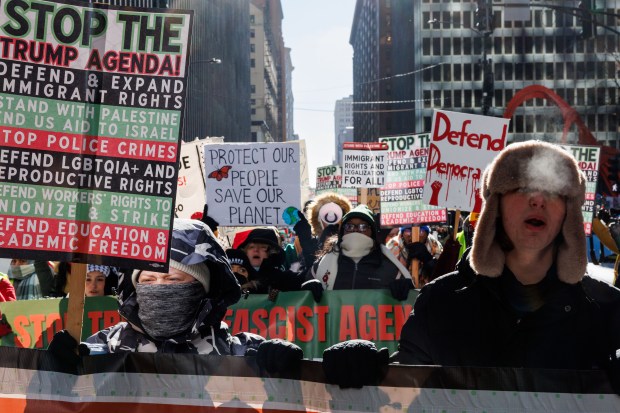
[397,253,620,371]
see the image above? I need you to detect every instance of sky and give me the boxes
[280,0,357,187]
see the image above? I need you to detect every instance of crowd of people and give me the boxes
[1,141,619,394]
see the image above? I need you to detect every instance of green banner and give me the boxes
[0,290,418,357]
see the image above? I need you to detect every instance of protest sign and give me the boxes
[342,142,389,188]
[203,142,302,226]
[175,140,207,219]
[0,290,415,357]
[379,134,447,226]
[558,144,601,235]
[422,110,509,211]
[315,164,358,204]
[0,0,193,270]
[0,347,616,413]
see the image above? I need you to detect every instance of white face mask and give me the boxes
[340,232,374,258]
[8,263,36,280]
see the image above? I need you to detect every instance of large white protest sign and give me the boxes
[423,110,509,211]
[203,142,301,226]
[342,142,389,188]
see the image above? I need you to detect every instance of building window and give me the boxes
[251,85,256,93]
[250,15,255,24]
[251,58,255,68]
[250,44,255,53]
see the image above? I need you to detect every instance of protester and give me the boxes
[305,204,413,300]
[8,259,55,300]
[418,225,443,259]
[238,227,307,295]
[386,225,412,267]
[321,140,620,393]
[291,193,353,270]
[85,265,111,297]
[48,219,303,373]
[226,248,258,295]
[0,273,16,302]
[455,215,475,259]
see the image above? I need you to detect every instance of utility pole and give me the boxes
[475,0,494,115]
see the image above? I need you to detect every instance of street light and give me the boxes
[427,18,494,115]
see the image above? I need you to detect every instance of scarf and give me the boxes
[136,282,206,341]
[340,232,374,258]
[9,264,41,300]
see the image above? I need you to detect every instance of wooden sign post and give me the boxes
[65,263,87,342]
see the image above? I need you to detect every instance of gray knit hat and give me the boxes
[470,140,587,284]
[132,260,210,293]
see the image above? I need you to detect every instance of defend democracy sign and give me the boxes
[0,0,193,270]
[422,110,509,211]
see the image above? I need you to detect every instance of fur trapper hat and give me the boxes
[470,140,586,284]
[307,192,353,236]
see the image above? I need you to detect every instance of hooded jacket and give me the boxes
[397,251,620,371]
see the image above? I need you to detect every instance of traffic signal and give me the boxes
[475,0,494,33]
[579,0,595,39]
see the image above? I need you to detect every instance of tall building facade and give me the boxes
[283,47,295,141]
[349,0,415,142]
[170,0,251,142]
[250,0,286,142]
[334,95,354,159]
[412,0,619,146]
[350,0,619,149]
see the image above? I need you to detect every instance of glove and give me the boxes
[322,339,389,389]
[201,204,220,233]
[407,242,433,265]
[293,210,312,241]
[389,277,413,301]
[47,330,90,374]
[256,339,303,375]
[301,279,323,303]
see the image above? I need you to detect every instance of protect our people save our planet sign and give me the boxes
[422,109,510,211]
[0,0,193,270]
[203,141,302,226]
[341,141,389,188]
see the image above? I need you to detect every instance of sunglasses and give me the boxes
[343,223,372,232]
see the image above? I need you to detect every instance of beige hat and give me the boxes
[470,140,587,284]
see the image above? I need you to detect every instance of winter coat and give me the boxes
[309,246,404,290]
[397,251,620,371]
[85,293,264,355]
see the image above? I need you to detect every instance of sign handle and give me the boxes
[409,227,420,288]
[452,210,461,241]
[66,263,87,342]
